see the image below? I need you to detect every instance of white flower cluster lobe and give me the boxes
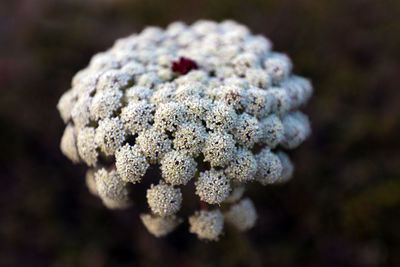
[57,20,312,240]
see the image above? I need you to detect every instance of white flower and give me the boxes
[58,20,313,240]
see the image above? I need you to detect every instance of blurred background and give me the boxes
[1,0,400,266]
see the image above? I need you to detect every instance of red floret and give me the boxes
[172,57,198,75]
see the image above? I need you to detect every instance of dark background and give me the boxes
[1,0,400,266]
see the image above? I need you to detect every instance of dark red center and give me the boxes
[172,57,198,75]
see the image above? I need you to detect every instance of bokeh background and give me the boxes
[1,0,400,266]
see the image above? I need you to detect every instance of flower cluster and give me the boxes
[57,20,312,241]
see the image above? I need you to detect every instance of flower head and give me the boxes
[58,20,312,240]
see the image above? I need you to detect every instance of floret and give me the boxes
[223,183,245,203]
[120,101,155,135]
[245,87,273,118]
[232,52,258,76]
[195,169,231,204]
[232,113,261,148]
[256,148,283,185]
[269,88,291,115]
[125,85,153,102]
[57,89,77,123]
[205,101,237,132]
[157,67,173,81]
[154,102,187,132]
[115,144,149,183]
[243,35,272,56]
[225,148,257,182]
[203,131,236,167]
[136,127,172,164]
[121,61,146,76]
[161,150,197,185]
[85,168,99,196]
[95,117,126,156]
[259,114,284,148]
[192,20,218,36]
[264,53,292,85]
[96,69,132,91]
[245,68,271,88]
[89,52,120,71]
[76,127,98,166]
[166,21,187,37]
[173,122,207,157]
[94,168,130,202]
[174,82,204,101]
[172,57,198,75]
[189,209,224,241]
[277,150,294,182]
[281,111,311,149]
[281,76,313,110]
[102,198,132,210]
[216,85,247,111]
[140,214,182,237]
[182,97,212,121]
[150,83,176,104]
[137,72,162,88]
[60,124,80,163]
[71,93,92,128]
[146,181,182,216]
[224,198,257,231]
